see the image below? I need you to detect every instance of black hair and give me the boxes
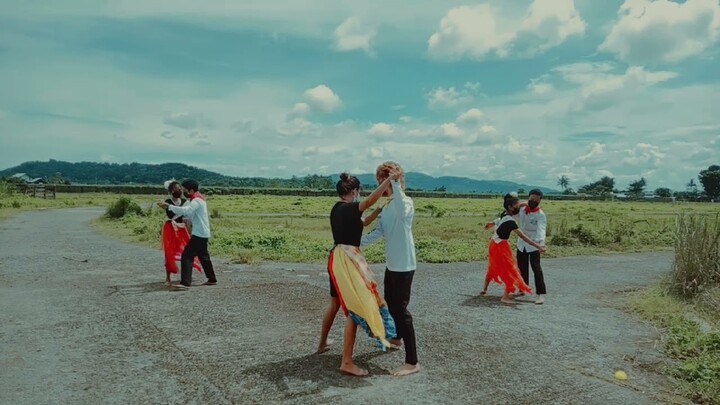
[499,193,520,217]
[167,181,180,192]
[529,189,544,198]
[336,172,361,196]
[181,179,200,192]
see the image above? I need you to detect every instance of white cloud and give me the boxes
[528,81,553,95]
[479,125,497,133]
[368,122,394,136]
[577,66,677,111]
[390,105,407,111]
[334,16,376,54]
[369,147,385,158]
[427,4,514,60]
[624,143,666,166]
[573,142,606,166]
[303,85,342,112]
[440,122,463,137]
[163,112,212,129]
[427,84,479,109]
[291,102,310,116]
[160,130,173,139]
[428,0,586,60]
[99,154,114,162]
[519,0,586,50]
[399,116,412,123]
[457,108,484,123]
[600,0,720,64]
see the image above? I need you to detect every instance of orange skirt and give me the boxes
[486,239,532,294]
[161,221,201,275]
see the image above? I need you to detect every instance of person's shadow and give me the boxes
[460,293,523,309]
[238,351,389,400]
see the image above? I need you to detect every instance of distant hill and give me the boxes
[0,160,557,194]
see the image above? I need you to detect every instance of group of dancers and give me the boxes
[156,161,548,377]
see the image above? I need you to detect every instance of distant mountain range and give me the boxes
[0,160,558,194]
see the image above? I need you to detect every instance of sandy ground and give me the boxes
[0,208,689,404]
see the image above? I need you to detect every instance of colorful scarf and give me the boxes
[328,244,396,350]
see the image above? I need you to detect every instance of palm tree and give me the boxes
[557,175,569,193]
[686,179,698,194]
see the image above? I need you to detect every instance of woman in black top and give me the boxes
[318,171,398,377]
[482,194,545,304]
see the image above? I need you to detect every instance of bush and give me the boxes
[105,197,143,219]
[670,214,720,298]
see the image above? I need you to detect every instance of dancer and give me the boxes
[158,180,201,286]
[315,205,382,355]
[158,179,217,289]
[320,171,398,377]
[517,189,547,304]
[361,161,420,376]
[482,194,545,304]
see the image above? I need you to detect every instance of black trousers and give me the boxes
[181,236,216,286]
[384,269,418,365]
[516,249,546,294]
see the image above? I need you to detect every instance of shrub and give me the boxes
[105,197,143,219]
[670,214,720,298]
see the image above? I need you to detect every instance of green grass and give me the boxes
[0,192,124,220]
[630,285,720,404]
[90,194,719,264]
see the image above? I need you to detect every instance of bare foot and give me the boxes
[316,339,333,354]
[500,297,515,304]
[339,362,368,377]
[392,363,420,376]
[165,280,172,287]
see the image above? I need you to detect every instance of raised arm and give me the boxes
[389,179,414,220]
[359,170,400,212]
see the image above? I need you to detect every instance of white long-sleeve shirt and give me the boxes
[517,208,546,252]
[168,197,211,238]
[361,180,417,272]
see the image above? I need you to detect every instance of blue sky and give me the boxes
[1,0,719,190]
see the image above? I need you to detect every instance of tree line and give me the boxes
[555,165,720,201]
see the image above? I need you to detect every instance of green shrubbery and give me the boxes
[105,197,143,219]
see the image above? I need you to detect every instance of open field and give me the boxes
[89,194,719,264]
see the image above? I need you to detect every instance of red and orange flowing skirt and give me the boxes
[486,239,532,294]
[161,221,201,275]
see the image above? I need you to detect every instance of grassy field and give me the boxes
[87,193,719,264]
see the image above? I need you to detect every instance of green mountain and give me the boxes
[0,160,557,194]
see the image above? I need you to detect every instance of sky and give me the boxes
[0,0,719,191]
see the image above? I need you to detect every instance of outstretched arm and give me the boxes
[513,228,545,252]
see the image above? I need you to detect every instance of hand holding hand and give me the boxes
[157,201,169,209]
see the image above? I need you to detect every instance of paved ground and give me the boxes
[0,208,688,404]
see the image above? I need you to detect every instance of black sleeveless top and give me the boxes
[165,198,187,223]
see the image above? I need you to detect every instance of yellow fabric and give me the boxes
[331,245,390,348]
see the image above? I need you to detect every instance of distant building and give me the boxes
[10,173,46,184]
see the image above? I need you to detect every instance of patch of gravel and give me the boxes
[0,208,690,404]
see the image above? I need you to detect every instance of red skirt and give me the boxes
[486,239,532,294]
[161,221,202,275]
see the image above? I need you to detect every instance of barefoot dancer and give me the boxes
[361,161,420,376]
[316,204,382,354]
[321,172,398,376]
[158,180,201,286]
[482,194,545,304]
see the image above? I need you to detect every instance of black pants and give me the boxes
[385,269,418,365]
[181,236,216,286]
[517,249,546,294]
